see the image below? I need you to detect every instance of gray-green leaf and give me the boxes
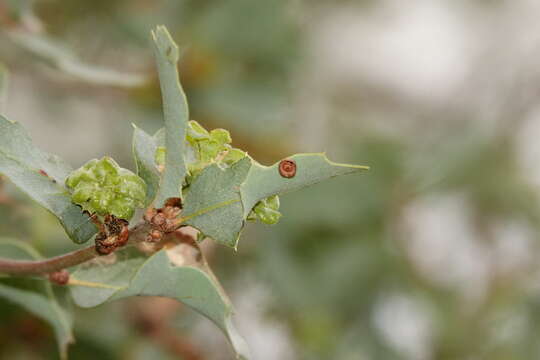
[132,125,161,205]
[0,115,97,243]
[151,25,188,206]
[180,153,368,248]
[182,157,252,248]
[240,153,369,217]
[0,239,74,360]
[69,238,250,359]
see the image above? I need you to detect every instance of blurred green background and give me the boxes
[2,0,540,359]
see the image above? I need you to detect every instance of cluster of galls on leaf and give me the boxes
[157,120,284,224]
[65,121,288,255]
[65,157,145,254]
[155,120,246,178]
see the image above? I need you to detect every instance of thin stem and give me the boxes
[0,222,153,276]
[0,245,97,275]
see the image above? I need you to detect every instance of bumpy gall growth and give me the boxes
[248,195,282,225]
[157,120,247,183]
[186,120,244,175]
[66,157,146,220]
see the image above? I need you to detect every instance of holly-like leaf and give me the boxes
[240,153,369,217]
[151,25,188,206]
[0,239,74,360]
[182,157,252,248]
[69,235,250,359]
[181,153,368,247]
[0,115,97,243]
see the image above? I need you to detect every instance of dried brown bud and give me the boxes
[145,229,163,243]
[151,230,162,241]
[164,197,182,208]
[95,232,117,255]
[152,213,166,226]
[144,207,157,222]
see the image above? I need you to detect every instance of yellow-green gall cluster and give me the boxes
[248,195,281,225]
[65,157,146,220]
[155,120,247,181]
[186,120,246,175]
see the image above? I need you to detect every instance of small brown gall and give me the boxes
[48,270,70,285]
[278,159,296,178]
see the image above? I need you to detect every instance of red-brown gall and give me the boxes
[278,159,296,178]
[48,270,70,285]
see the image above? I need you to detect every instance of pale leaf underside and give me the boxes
[69,237,250,359]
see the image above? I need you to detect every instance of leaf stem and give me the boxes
[0,246,96,275]
[68,277,121,290]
